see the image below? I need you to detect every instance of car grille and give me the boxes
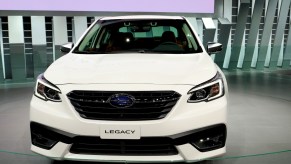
[70,137,178,156]
[67,91,181,121]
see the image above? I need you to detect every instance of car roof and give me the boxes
[99,15,184,21]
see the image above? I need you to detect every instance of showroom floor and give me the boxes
[0,69,291,164]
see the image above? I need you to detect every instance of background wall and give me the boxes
[0,0,291,84]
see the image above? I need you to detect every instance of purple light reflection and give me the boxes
[1,0,214,13]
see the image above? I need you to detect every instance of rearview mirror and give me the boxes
[207,42,222,54]
[60,43,74,54]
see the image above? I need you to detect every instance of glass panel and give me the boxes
[75,19,202,54]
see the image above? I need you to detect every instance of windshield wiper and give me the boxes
[73,50,106,54]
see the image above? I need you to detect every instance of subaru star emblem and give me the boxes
[109,94,135,108]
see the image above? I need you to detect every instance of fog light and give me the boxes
[30,122,73,150]
[192,134,224,151]
[190,124,226,152]
[31,123,58,150]
[31,132,58,150]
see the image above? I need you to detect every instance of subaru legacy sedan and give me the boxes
[30,15,228,163]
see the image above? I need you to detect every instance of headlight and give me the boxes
[34,74,61,102]
[188,72,224,103]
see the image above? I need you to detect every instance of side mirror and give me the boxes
[207,42,222,54]
[60,43,74,54]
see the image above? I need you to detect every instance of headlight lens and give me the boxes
[34,74,61,102]
[188,72,224,103]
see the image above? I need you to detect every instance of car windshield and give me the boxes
[74,19,203,54]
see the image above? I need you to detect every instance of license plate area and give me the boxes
[100,125,141,139]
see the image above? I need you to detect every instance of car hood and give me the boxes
[44,53,217,86]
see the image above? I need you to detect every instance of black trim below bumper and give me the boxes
[30,122,226,153]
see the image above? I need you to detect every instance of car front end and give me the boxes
[30,15,228,163]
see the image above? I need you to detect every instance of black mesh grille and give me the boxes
[70,137,178,156]
[67,91,181,121]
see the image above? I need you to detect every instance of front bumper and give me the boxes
[30,83,227,162]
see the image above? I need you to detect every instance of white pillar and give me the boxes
[73,16,87,43]
[31,16,46,45]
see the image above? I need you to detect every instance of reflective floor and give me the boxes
[0,69,291,164]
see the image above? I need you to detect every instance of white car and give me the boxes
[30,15,228,163]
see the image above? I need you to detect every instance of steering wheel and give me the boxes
[153,41,184,52]
[159,42,179,46]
